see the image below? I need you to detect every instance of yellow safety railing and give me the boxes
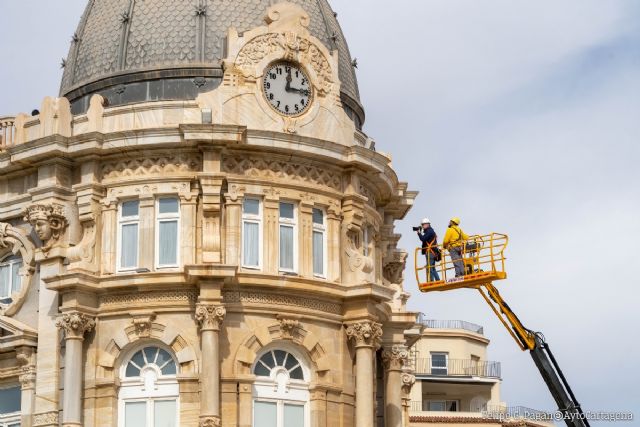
[415,233,509,292]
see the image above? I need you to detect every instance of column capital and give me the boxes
[199,416,222,427]
[195,304,226,331]
[382,345,410,371]
[55,312,95,340]
[401,372,416,394]
[345,321,382,349]
[19,365,37,390]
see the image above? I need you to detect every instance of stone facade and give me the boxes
[0,3,418,427]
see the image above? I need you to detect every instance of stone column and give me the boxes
[55,312,96,427]
[401,373,416,427]
[195,304,226,427]
[382,346,409,427]
[17,347,36,427]
[346,321,382,427]
[101,200,117,274]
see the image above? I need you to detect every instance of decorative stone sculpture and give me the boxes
[195,304,226,331]
[55,312,96,339]
[23,203,68,254]
[345,321,383,348]
[382,345,410,371]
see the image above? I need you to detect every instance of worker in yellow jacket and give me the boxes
[442,217,468,277]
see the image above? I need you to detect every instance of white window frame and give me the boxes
[278,202,298,274]
[430,352,449,375]
[155,197,181,269]
[242,198,263,270]
[0,255,22,300]
[0,384,21,426]
[117,346,180,427]
[252,346,310,427]
[117,199,140,272]
[311,208,327,278]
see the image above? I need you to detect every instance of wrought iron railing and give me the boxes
[414,358,501,378]
[417,315,484,335]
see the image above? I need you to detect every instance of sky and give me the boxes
[1,0,639,424]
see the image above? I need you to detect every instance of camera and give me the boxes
[412,226,421,232]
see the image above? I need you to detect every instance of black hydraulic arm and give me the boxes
[478,284,589,427]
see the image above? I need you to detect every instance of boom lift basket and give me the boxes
[415,232,508,292]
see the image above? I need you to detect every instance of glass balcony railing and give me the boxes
[414,357,501,378]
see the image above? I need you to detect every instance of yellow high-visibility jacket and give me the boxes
[443,225,468,248]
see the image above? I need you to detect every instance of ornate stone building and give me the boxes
[0,1,419,427]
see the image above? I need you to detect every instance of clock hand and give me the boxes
[285,69,292,92]
[290,87,310,96]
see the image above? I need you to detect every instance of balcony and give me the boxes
[414,358,501,379]
[410,402,554,425]
[417,315,485,335]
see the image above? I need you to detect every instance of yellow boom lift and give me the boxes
[415,234,590,427]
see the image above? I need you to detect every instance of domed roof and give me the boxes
[60,0,363,125]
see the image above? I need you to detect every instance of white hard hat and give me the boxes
[421,218,431,224]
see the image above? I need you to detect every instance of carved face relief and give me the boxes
[34,219,52,241]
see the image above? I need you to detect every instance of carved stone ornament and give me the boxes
[20,365,37,389]
[382,345,410,371]
[383,250,408,285]
[55,312,96,339]
[195,304,226,331]
[0,222,36,316]
[23,203,69,254]
[33,411,59,426]
[132,312,156,338]
[235,32,333,96]
[199,416,222,427]
[401,372,416,394]
[278,317,299,340]
[345,321,383,349]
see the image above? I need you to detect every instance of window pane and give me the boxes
[125,401,147,426]
[243,199,260,215]
[158,221,178,265]
[144,347,158,364]
[122,200,139,217]
[284,353,299,370]
[284,404,304,427]
[260,352,276,368]
[154,400,176,427]
[254,363,270,377]
[130,351,145,369]
[125,363,141,377]
[0,264,9,298]
[274,350,287,366]
[279,226,294,270]
[254,401,277,427]
[11,261,22,292]
[157,349,175,374]
[158,198,179,214]
[0,386,21,413]
[279,202,294,219]
[313,231,324,276]
[447,401,458,411]
[432,354,447,367]
[120,223,138,268]
[312,208,323,225]
[429,401,446,411]
[243,222,259,267]
[290,366,304,380]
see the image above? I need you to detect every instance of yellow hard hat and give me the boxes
[450,217,461,225]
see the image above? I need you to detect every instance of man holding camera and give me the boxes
[416,218,440,281]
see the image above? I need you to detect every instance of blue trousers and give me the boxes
[426,253,440,281]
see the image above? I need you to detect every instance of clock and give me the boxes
[262,62,313,116]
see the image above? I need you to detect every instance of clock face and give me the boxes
[263,62,313,116]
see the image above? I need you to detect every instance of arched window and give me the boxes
[118,346,179,427]
[252,349,309,427]
[0,255,22,304]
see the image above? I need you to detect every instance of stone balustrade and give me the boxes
[0,116,16,150]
